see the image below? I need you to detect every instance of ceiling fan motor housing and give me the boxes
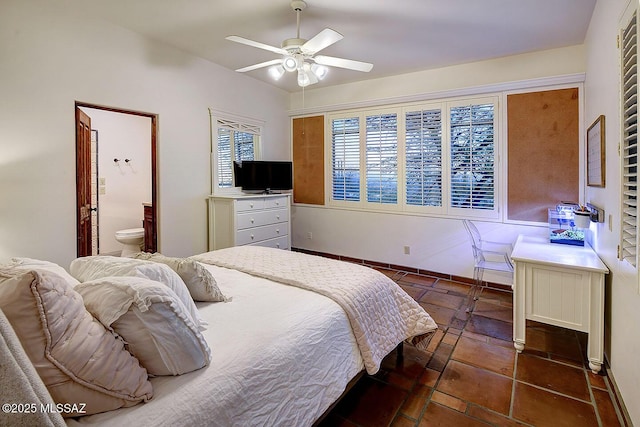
[281,38,307,52]
[291,0,307,12]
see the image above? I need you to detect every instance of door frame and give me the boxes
[74,101,158,257]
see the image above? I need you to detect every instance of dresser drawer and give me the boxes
[236,223,288,245]
[236,208,288,230]
[247,235,289,250]
[265,196,289,209]
[236,198,266,212]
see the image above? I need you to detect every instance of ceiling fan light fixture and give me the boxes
[297,69,311,87]
[268,64,285,80]
[311,63,328,80]
[282,55,298,72]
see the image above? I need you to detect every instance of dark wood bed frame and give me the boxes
[312,342,404,425]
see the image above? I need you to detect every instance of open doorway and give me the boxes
[75,102,158,257]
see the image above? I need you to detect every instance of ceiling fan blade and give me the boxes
[235,59,283,73]
[301,28,343,55]
[314,55,373,72]
[226,35,287,55]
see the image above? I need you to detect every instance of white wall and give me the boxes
[584,0,640,423]
[290,45,585,111]
[81,108,152,255]
[0,0,289,267]
[289,46,586,284]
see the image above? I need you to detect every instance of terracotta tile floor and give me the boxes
[319,270,625,427]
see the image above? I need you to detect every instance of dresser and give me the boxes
[207,194,291,251]
[510,235,609,373]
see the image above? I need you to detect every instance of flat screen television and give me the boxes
[234,160,293,193]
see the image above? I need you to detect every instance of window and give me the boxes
[210,112,262,193]
[217,128,256,188]
[449,103,495,211]
[620,8,638,267]
[366,113,398,204]
[405,108,442,207]
[328,97,498,218]
[331,116,360,201]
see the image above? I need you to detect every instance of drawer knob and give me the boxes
[276,229,280,234]
[276,243,280,248]
[250,234,254,240]
[250,203,254,208]
[250,218,255,223]
[276,215,280,220]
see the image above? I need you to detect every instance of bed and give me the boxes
[0,246,437,427]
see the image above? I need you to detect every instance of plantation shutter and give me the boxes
[216,119,258,188]
[366,113,398,204]
[217,129,232,187]
[621,10,638,266]
[450,103,495,211]
[234,131,256,162]
[405,109,443,207]
[332,117,361,201]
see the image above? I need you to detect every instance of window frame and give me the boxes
[209,110,263,195]
[325,96,500,220]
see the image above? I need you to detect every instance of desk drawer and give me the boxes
[236,208,288,230]
[236,223,288,245]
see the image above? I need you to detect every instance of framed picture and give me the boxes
[587,115,605,187]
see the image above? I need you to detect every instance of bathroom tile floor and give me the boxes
[318,268,627,427]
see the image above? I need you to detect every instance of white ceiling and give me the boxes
[65,0,596,93]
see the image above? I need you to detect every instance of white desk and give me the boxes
[510,235,609,373]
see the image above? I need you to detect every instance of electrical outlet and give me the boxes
[307,232,313,239]
[403,246,410,255]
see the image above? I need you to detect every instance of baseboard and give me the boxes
[604,356,633,427]
[291,247,512,293]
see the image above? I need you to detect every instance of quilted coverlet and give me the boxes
[192,246,438,374]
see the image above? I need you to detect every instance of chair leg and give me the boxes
[466,267,484,313]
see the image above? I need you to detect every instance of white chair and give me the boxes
[462,219,514,313]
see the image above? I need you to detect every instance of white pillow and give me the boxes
[69,256,206,330]
[7,257,80,288]
[132,252,229,302]
[76,276,211,376]
[0,268,153,417]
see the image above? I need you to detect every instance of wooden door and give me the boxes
[76,107,92,257]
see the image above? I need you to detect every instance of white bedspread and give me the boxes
[66,264,364,427]
[193,246,438,374]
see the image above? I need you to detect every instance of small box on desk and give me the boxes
[548,208,585,246]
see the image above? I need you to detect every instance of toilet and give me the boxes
[114,228,145,257]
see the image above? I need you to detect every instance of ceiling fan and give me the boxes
[226,0,373,88]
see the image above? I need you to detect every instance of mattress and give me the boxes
[66,263,364,427]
